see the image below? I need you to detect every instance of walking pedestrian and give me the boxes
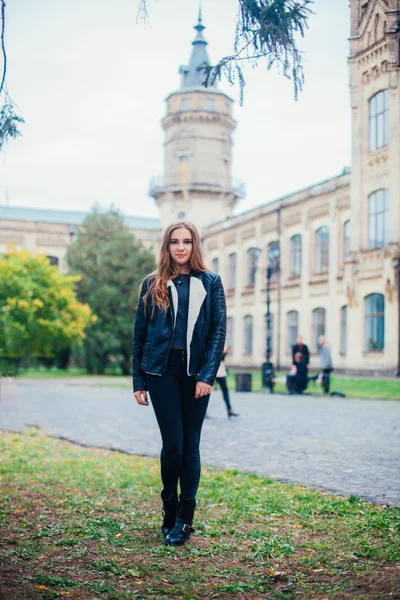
[215,346,239,418]
[292,335,310,365]
[132,221,226,546]
[318,335,333,393]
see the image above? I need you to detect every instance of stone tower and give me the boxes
[149,10,244,233]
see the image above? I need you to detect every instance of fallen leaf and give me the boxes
[36,585,47,590]
[13,510,22,514]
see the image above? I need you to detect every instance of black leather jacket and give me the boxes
[132,271,226,391]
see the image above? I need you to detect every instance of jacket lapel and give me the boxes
[186,276,207,375]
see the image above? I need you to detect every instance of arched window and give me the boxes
[340,305,348,355]
[315,227,329,274]
[228,253,236,291]
[290,235,302,277]
[226,317,233,351]
[369,90,389,151]
[343,220,351,259]
[312,308,326,352]
[46,255,59,267]
[247,248,258,287]
[368,190,389,249]
[205,98,214,111]
[211,258,219,274]
[287,310,299,352]
[181,98,189,111]
[267,241,280,281]
[244,315,253,355]
[365,294,385,351]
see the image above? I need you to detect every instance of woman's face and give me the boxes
[169,227,193,269]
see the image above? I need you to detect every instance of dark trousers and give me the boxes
[286,374,307,394]
[215,377,232,411]
[147,349,209,499]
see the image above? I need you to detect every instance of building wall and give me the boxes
[0,219,161,273]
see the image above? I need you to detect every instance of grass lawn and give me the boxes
[17,368,400,399]
[0,430,399,600]
[226,371,400,400]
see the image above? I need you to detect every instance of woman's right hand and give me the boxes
[134,390,149,406]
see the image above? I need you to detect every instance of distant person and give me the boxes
[292,336,310,366]
[286,352,308,394]
[318,336,333,393]
[215,346,239,418]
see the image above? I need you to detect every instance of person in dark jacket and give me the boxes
[286,352,309,394]
[291,336,310,365]
[133,221,226,547]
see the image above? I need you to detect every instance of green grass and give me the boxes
[227,371,400,400]
[0,429,399,599]
[17,368,400,399]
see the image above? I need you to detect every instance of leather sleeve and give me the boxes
[198,274,227,386]
[132,277,150,391]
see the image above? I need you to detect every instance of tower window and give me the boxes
[368,189,389,249]
[177,211,186,220]
[179,155,189,162]
[369,90,389,152]
[181,98,189,111]
[205,98,214,111]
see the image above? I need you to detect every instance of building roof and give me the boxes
[0,205,161,231]
[179,9,217,90]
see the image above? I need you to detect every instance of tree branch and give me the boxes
[0,0,6,94]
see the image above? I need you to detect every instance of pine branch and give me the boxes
[0,0,6,94]
[0,101,25,152]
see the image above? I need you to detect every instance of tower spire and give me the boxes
[179,9,216,89]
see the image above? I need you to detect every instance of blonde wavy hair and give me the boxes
[143,222,207,315]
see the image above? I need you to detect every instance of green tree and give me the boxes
[0,250,95,375]
[66,208,156,375]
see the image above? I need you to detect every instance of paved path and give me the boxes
[1,379,399,506]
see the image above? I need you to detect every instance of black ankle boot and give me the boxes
[164,496,196,546]
[161,491,178,537]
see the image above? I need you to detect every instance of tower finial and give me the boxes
[198,2,202,25]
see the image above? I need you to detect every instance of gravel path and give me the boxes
[1,379,399,506]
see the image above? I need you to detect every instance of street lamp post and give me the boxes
[262,258,280,392]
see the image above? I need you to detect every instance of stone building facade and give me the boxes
[0,1,399,374]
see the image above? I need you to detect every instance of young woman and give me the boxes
[132,222,226,546]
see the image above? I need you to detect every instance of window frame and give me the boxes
[364,294,385,352]
[244,315,253,355]
[227,252,236,291]
[368,189,389,249]
[368,90,389,152]
[343,220,351,259]
[312,307,326,353]
[315,226,329,274]
[290,234,302,278]
[246,247,258,287]
[340,305,347,355]
[287,310,299,353]
[211,257,219,274]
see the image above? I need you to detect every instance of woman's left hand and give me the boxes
[195,381,212,398]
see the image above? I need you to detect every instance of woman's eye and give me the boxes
[170,240,178,245]
[184,240,193,245]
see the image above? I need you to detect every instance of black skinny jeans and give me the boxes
[147,349,209,500]
[215,377,232,411]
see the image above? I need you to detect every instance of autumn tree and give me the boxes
[0,250,95,375]
[66,208,156,375]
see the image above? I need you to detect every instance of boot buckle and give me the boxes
[182,523,191,533]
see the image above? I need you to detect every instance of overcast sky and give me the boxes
[0,0,351,218]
